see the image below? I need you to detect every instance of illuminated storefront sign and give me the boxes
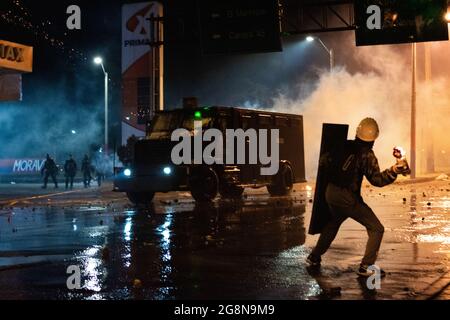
[0,40,33,73]
[0,159,45,175]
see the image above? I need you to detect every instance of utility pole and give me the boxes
[329,48,334,72]
[410,43,417,179]
[147,5,164,136]
[424,43,435,174]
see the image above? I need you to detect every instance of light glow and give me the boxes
[306,36,314,42]
[94,57,103,65]
[163,167,172,175]
[124,168,132,177]
[194,111,202,119]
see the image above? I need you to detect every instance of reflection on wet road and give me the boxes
[0,190,308,299]
[0,180,449,300]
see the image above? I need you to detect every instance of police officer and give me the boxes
[307,118,409,277]
[64,154,77,189]
[41,154,58,189]
[81,154,92,188]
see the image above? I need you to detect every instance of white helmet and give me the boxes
[356,118,379,142]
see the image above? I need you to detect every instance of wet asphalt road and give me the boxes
[0,180,449,300]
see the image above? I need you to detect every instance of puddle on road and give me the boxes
[1,181,449,300]
[0,196,308,299]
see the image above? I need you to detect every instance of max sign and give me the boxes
[0,40,33,73]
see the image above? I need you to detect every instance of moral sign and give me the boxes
[354,0,449,46]
[0,40,33,73]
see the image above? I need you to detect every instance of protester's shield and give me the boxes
[309,123,349,235]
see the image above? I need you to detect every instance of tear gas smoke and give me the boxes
[267,33,450,179]
[0,84,103,163]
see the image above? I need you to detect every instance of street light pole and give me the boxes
[306,36,334,72]
[424,43,434,174]
[410,43,417,180]
[94,57,109,155]
[104,70,108,155]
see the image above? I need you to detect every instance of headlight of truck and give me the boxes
[123,168,132,177]
[163,167,172,175]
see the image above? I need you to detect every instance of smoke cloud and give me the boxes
[266,33,450,179]
[0,83,104,163]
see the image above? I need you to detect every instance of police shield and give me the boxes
[309,123,349,235]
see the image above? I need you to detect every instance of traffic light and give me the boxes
[355,0,449,46]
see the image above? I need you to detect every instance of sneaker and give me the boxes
[306,253,321,267]
[356,264,386,278]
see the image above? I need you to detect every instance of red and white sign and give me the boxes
[122,2,163,145]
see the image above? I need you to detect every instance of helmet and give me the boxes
[356,118,379,142]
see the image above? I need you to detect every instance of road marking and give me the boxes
[0,189,82,206]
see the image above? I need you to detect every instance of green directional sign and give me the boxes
[198,0,282,55]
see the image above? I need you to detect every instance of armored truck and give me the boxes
[114,106,306,204]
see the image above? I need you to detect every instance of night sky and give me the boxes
[0,0,407,158]
[0,0,333,156]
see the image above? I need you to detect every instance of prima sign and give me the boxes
[171,121,280,175]
[0,40,33,73]
[122,2,163,71]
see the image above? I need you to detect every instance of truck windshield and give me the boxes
[149,111,213,139]
[148,113,181,139]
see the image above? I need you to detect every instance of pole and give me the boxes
[424,43,434,173]
[316,38,333,72]
[104,71,109,155]
[411,43,417,179]
[330,48,334,72]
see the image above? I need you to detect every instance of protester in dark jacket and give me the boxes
[41,154,58,189]
[64,154,77,189]
[81,154,92,188]
[307,118,409,277]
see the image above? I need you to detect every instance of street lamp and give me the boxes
[305,35,334,72]
[94,56,109,155]
[71,130,77,135]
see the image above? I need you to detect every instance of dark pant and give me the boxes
[43,172,58,188]
[65,175,75,189]
[83,172,91,187]
[311,183,385,266]
[97,174,103,187]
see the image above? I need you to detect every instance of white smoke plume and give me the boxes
[268,33,450,179]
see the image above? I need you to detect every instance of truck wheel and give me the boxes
[126,192,155,205]
[267,163,294,196]
[219,183,244,199]
[189,167,219,202]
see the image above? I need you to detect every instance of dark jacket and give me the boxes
[41,158,58,175]
[320,139,397,197]
[81,159,91,174]
[64,159,77,176]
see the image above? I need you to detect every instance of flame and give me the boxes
[395,146,406,158]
